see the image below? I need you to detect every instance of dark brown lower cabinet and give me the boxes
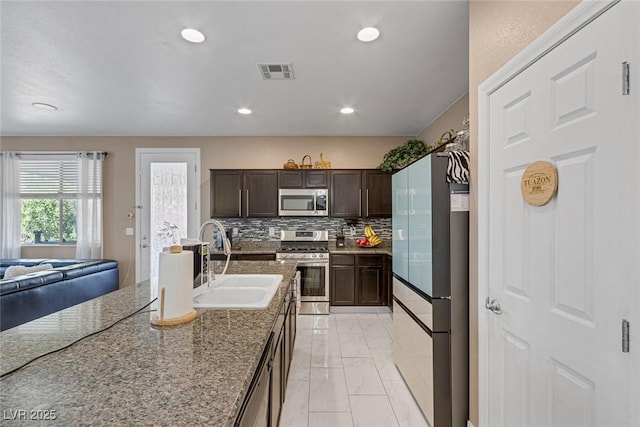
[330,254,389,306]
[285,299,296,383]
[236,334,272,427]
[331,265,356,305]
[358,268,383,304]
[270,328,283,427]
[235,280,297,427]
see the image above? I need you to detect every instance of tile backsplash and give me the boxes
[218,217,391,241]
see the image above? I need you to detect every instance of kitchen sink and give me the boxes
[193,274,283,309]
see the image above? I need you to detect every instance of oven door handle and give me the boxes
[296,261,329,267]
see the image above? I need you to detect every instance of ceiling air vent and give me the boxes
[258,63,294,80]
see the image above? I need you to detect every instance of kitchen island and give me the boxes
[0,261,297,426]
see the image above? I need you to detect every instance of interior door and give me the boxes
[485,2,637,426]
[136,149,200,283]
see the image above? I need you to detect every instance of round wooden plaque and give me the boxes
[521,161,558,207]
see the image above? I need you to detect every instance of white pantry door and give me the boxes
[483,2,638,426]
[135,149,200,283]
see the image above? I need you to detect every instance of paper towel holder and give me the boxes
[151,245,198,326]
[151,287,197,326]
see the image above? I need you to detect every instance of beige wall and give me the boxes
[2,136,408,286]
[416,93,469,146]
[468,1,579,425]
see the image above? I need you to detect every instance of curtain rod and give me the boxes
[1,151,108,157]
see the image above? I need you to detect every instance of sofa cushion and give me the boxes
[3,263,54,279]
[55,260,118,280]
[0,259,46,267]
[0,260,47,278]
[0,271,64,295]
[41,259,89,268]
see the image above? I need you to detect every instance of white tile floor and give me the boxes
[280,313,430,427]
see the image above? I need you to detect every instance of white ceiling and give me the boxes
[0,1,469,137]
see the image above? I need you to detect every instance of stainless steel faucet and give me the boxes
[199,219,231,255]
[199,219,232,281]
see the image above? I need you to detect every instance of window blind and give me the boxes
[19,157,79,195]
[18,154,103,196]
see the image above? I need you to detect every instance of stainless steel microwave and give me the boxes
[278,189,328,216]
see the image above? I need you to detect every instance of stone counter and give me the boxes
[0,261,297,426]
[329,242,392,257]
[227,240,280,254]
[226,240,392,257]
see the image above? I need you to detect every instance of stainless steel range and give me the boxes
[276,230,330,315]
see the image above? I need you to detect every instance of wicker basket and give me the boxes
[283,159,299,169]
[315,153,331,169]
[300,155,313,169]
[436,130,455,148]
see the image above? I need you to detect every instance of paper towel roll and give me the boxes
[157,250,194,320]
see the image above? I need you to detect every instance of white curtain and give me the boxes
[0,152,21,259]
[76,152,104,259]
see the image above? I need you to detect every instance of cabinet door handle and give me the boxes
[366,189,369,217]
[246,189,249,216]
[359,189,362,217]
[238,189,242,217]
[409,189,415,215]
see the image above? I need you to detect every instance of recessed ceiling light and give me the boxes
[357,27,380,42]
[238,108,252,115]
[181,28,205,43]
[32,102,58,111]
[340,107,355,114]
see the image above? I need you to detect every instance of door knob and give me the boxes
[140,243,149,248]
[485,297,502,315]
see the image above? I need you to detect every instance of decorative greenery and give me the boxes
[378,139,433,172]
[157,221,180,246]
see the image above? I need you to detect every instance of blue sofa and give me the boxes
[0,259,119,331]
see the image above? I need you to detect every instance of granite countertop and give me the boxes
[228,240,280,254]
[329,242,392,256]
[228,240,392,256]
[0,261,298,426]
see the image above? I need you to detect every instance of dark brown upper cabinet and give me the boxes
[211,168,389,219]
[330,170,392,218]
[210,170,278,218]
[210,170,243,218]
[278,170,328,189]
[244,171,278,217]
[363,170,392,217]
[330,170,362,217]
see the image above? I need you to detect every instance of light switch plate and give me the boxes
[125,227,134,236]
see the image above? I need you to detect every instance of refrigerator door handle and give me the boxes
[485,297,503,315]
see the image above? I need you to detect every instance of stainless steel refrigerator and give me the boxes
[392,152,469,427]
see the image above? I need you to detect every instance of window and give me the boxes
[19,154,85,244]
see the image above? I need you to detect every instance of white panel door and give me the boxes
[486,2,637,426]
